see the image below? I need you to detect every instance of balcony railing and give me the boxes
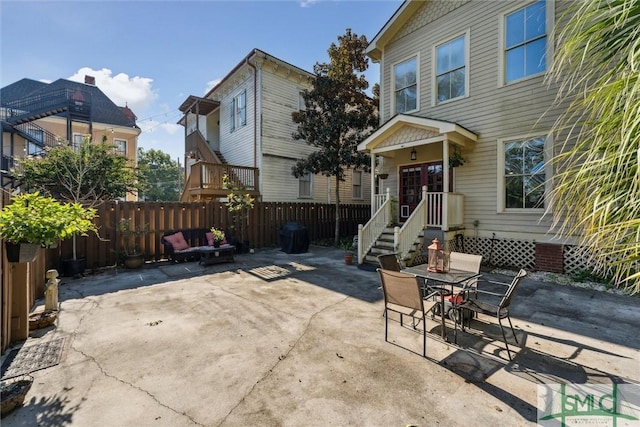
[183,161,259,200]
[2,88,92,124]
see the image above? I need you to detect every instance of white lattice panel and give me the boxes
[468,237,535,270]
[563,245,591,274]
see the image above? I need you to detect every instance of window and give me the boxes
[436,34,466,103]
[27,142,40,156]
[72,134,85,152]
[504,0,547,83]
[298,173,312,198]
[298,91,306,111]
[114,138,127,156]
[27,129,44,156]
[503,136,546,209]
[352,170,363,199]
[394,56,418,114]
[230,90,246,131]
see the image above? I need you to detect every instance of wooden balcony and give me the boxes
[182,161,260,201]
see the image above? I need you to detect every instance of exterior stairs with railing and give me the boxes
[362,226,430,267]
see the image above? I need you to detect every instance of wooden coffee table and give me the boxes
[198,245,235,266]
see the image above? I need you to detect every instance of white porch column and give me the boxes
[442,139,450,231]
[370,153,377,216]
[443,137,450,193]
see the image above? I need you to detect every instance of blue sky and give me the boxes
[1,0,402,163]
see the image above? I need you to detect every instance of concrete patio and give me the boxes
[2,245,639,426]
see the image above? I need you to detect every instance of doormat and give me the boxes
[1,337,65,380]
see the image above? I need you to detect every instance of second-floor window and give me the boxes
[352,170,363,199]
[504,0,547,83]
[27,142,40,156]
[230,90,246,131]
[114,138,127,156]
[394,56,418,114]
[298,173,312,198]
[503,136,545,209]
[436,34,466,103]
[72,134,85,152]
[298,91,306,111]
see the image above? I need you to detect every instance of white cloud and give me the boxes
[299,0,319,7]
[68,67,158,116]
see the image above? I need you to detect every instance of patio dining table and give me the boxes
[401,265,481,343]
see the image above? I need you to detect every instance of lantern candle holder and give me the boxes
[427,238,447,272]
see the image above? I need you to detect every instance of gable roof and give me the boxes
[357,114,477,153]
[366,0,421,62]
[203,48,313,99]
[1,78,139,128]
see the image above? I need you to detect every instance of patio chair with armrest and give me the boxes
[454,269,527,360]
[377,268,441,357]
[377,253,402,271]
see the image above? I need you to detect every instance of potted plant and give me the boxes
[117,218,149,269]
[223,174,255,254]
[209,227,226,248]
[0,193,97,263]
[340,239,355,265]
[449,147,466,168]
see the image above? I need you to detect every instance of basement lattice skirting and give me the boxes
[465,237,536,270]
[410,234,599,276]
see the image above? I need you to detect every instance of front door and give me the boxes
[399,162,452,220]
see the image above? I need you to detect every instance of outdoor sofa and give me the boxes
[161,228,237,262]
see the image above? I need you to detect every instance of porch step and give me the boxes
[363,226,425,267]
[214,151,228,164]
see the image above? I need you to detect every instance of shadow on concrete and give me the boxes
[3,390,80,426]
[434,347,537,422]
[53,247,384,305]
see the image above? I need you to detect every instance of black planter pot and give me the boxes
[5,242,40,263]
[124,254,144,269]
[62,258,87,277]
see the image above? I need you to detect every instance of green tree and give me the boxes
[547,0,639,293]
[292,28,378,245]
[137,148,184,201]
[15,136,143,259]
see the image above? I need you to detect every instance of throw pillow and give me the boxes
[164,232,190,251]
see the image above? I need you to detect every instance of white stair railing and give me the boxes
[396,186,428,260]
[358,188,391,264]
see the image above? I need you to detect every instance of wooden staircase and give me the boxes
[362,226,434,267]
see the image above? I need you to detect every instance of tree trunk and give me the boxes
[334,176,340,246]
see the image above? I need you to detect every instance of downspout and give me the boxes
[246,54,258,169]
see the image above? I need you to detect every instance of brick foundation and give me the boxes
[535,243,564,273]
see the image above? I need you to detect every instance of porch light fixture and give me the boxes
[427,238,446,272]
[410,148,417,161]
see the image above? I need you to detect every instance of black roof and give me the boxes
[0,78,139,128]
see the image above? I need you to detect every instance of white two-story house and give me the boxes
[179,48,370,206]
[357,0,579,274]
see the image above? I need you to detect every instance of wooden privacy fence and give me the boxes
[53,201,371,270]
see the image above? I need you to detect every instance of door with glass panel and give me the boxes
[399,162,453,221]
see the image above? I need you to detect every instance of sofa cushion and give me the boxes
[164,231,190,251]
